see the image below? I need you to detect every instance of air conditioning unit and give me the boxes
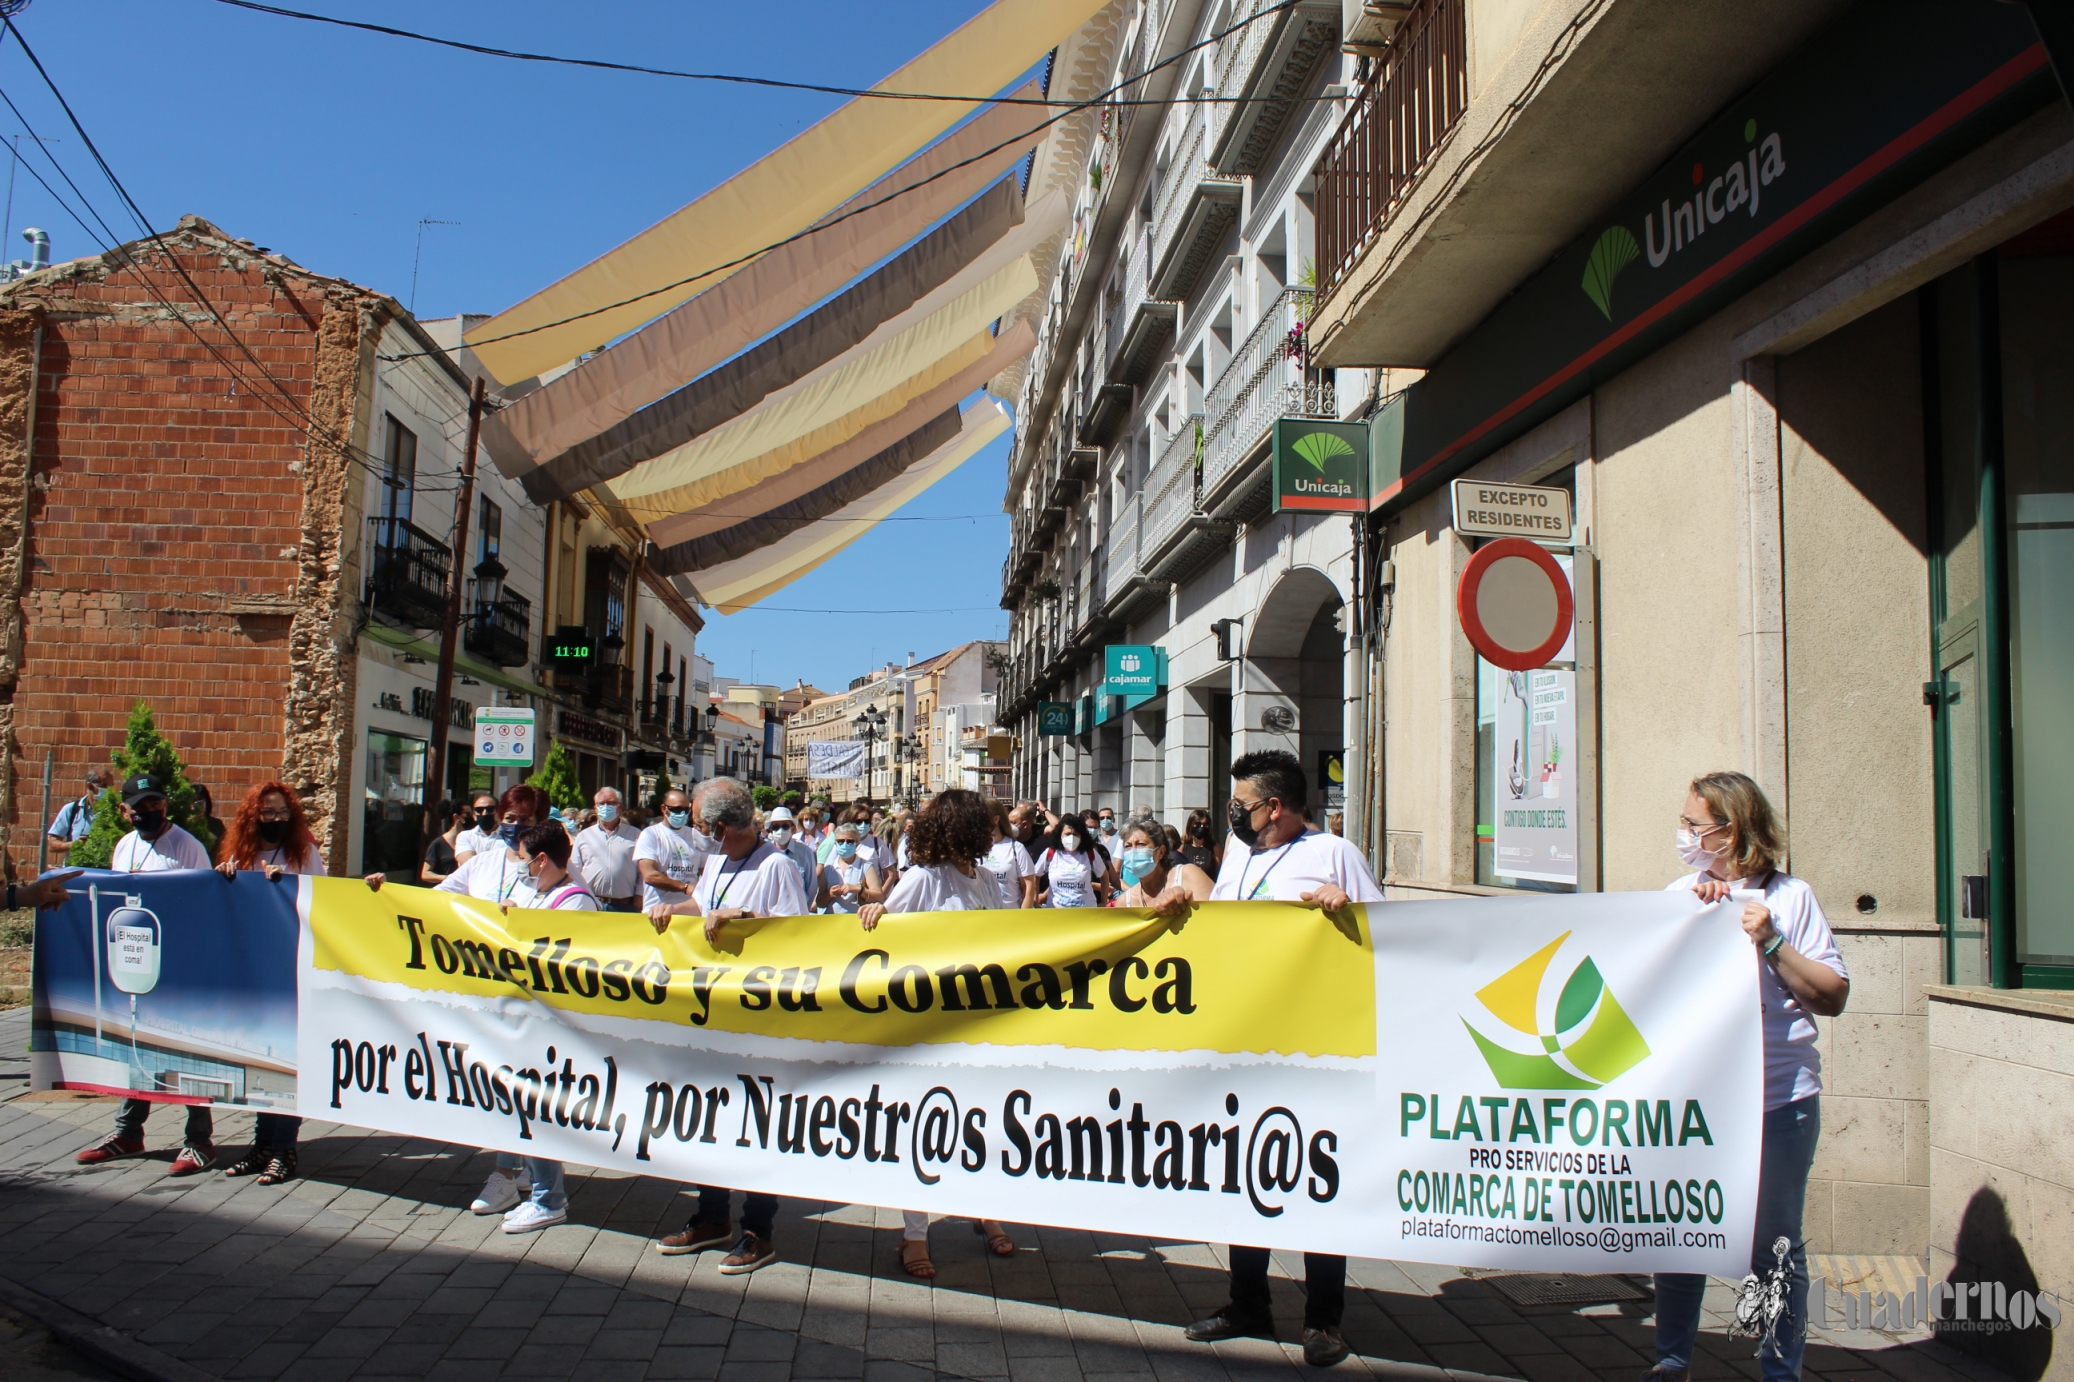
[1343,0,1413,53]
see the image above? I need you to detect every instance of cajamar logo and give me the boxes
[1462,931,1649,1089]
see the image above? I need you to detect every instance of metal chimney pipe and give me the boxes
[22,227,47,269]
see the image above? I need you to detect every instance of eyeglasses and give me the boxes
[1228,797,1270,817]
[258,812,292,823]
[1678,816,1727,835]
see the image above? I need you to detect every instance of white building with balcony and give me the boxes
[996,0,1374,828]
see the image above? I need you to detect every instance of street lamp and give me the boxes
[853,707,887,804]
[654,665,675,734]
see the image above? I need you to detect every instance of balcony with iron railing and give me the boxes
[589,663,635,718]
[1200,285,1339,511]
[1147,112,1243,301]
[1314,0,1468,303]
[1206,0,1343,177]
[1104,227,1179,389]
[1138,414,1217,579]
[463,582,531,668]
[364,516,451,630]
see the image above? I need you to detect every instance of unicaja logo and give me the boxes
[1579,120,1787,320]
[1461,932,1650,1090]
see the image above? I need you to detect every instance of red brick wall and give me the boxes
[2,230,343,872]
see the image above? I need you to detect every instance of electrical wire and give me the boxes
[207,0,1347,109]
[374,0,1316,363]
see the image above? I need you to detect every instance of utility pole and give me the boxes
[425,376,486,818]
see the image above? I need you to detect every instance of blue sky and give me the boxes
[4,0,1015,693]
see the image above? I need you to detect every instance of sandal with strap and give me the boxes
[899,1239,936,1279]
[255,1150,298,1186]
[973,1219,1016,1256]
[223,1148,271,1178]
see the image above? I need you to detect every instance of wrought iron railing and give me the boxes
[1149,115,1213,286]
[1140,415,1203,558]
[1313,0,1468,301]
[364,516,451,630]
[1204,0,1276,162]
[463,582,530,668]
[1201,286,1337,496]
[1108,492,1144,593]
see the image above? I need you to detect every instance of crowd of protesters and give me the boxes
[26,748,1846,1376]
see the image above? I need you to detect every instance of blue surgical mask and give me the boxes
[597,803,619,824]
[496,821,522,847]
[667,809,691,830]
[1120,847,1157,887]
[835,841,858,859]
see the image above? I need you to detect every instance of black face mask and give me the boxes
[131,808,166,838]
[1228,802,1263,849]
[258,819,290,846]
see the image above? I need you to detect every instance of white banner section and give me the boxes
[299,883,1759,1273]
[806,740,867,779]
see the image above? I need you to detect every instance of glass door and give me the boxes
[1935,624,1989,986]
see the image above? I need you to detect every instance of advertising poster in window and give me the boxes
[1489,553,1577,886]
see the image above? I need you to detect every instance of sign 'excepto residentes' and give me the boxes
[1451,479,1574,542]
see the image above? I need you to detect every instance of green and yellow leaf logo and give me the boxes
[1290,429,1356,472]
[1581,226,1641,321]
[1462,931,1650,1089]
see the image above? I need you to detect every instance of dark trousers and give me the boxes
[115,1098,212,1147]
[697,1186,777,1238]
[252,1113,302,1149]
[1230,1247,1345,1328]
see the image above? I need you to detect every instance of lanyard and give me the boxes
[492,853,523,903]
[1234,839,1298,901]
[710,851,754,911]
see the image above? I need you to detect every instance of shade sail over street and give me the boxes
[463,0,1104,383]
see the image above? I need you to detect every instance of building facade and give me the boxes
[995,0,1373,830]
[1303,0,2074,1369]
[0,219,702,881]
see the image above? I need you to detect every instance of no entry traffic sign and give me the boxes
[1457,537,1573,671]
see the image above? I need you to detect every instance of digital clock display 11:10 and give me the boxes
[548,626,594,669]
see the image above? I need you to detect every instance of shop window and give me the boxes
[364,730,427,881]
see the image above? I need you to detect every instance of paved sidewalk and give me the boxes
[0,1011,2010,1382]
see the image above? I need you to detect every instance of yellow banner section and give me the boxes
[309,880,1375,1059]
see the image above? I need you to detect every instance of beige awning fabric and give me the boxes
[521,179,1043,506]
[600,328,1001,525]
[693,401,1011,614]
[603,254,1036,503]
[480,90,1051,478]
[464,0,1107,384]
[643,318,1035,544]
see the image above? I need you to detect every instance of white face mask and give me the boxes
[1060,832,1083,852]
[1676,827,1720,870]
[769,827,794,847]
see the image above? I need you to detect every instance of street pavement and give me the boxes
[0,1010,2012,1382]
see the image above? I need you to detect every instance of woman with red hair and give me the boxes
[215,780,324,881]
[213,781,328,1185]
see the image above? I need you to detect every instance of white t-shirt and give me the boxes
[1667,870,1848,1110]
[771,837,818,906]
[572,822,642,899]
[1037,846,1101,908]
[453,824,498,862]
[512,876,600,912]
[435,849,530,904]
[820,856,872,913]
[635,822,717,910]
[693,842,808,918]
[980,839,1036,909]
[1209,829,1386,904]
[253,841,326,875]
[884,862,996,914]
[109,825,212,873]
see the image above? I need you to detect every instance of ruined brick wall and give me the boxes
[0,220,379,874]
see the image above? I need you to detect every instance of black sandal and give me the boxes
[255,1151,297,1185]
[223,1148,270,1178]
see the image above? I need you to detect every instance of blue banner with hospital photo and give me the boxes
[30,870,300,1110]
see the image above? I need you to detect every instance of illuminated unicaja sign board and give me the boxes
[1273,419,1370,513]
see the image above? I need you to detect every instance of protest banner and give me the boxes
[298,879,1761,1273]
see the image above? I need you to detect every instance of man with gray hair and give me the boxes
[571,786,641,911]
[647,776,807,1275]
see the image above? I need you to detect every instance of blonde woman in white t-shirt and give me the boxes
[1651,771,1848,1382]
[855,789,1019,1276]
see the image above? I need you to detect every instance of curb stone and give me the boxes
[0,1274,221,1382]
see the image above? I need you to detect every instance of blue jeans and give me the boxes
[496,1152,566,1211]
[1655,1096,1820,1382]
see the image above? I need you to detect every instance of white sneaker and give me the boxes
[469,1169,525,1215]
[503,1200,567,1234]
